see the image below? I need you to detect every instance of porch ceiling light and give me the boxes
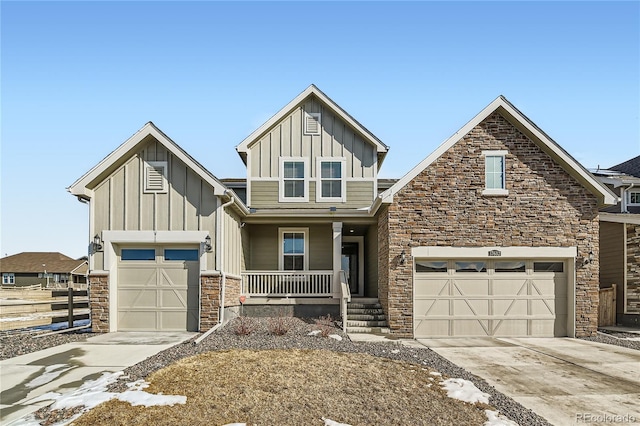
[204,235,213,253]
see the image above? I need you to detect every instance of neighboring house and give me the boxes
[0,252,88,288]
[592,155,640,326]
[68,85,615,337]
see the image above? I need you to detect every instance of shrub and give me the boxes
[268,316,295,336]
[233,316,256,336]
[314,314,335,337]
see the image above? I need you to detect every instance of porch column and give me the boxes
[332,222,342,298]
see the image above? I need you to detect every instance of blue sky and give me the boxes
[1,1,639,259]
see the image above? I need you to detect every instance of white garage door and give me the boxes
[414,259,567,337]
[117,247,199,331]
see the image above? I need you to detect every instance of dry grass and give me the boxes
[73,349,490,426]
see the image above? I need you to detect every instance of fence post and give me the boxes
[68,287,74,329]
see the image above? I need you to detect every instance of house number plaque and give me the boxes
[488,250,501,257]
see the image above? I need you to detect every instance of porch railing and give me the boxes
[339,270,351,333]
[241,270,333,297]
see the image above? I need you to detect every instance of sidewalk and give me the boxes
[0,332,195,425]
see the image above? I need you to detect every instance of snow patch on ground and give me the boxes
[328,334,342,341]
[322,417,352,426]
[441,378,490,405]
[307,330,321,336]
[485,409,519,425]
[15,371,186,426]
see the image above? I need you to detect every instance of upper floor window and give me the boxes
[482,150,508,196]
[317,158,346,202]
[279,158,308,202]
[2,273,15,285]
[628,190,640,205]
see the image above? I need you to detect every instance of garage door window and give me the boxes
[494,261,526,272]
[121,249,155,261]
[164,249,199,261]
[534,262,564,272]
[415,261,448,272]
[455,261,487,273]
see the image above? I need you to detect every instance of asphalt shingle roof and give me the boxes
[0,252,86,274]
[610,155,640,178]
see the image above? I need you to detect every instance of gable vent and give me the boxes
[304,112,321,135]
[144,161,167,193]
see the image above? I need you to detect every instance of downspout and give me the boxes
[195,190,235,345]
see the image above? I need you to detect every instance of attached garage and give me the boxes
[117,247,200,331]
[412,247,576,338]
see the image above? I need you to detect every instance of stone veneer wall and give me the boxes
[200,274,221,331]
[224,275,242,308]
[379,112,600,338]
[627,224,640,313]
[88,274,109,332]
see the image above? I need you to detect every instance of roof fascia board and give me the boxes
[381,96,617,206]
[235,85,388,156]
[600,212,640,225]
[68,122,227,197]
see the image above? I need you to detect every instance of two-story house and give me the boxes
[69,85,615,338]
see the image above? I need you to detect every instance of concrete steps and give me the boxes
[346,298,389,334]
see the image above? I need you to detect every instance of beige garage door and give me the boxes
[117,247,199,331]
[414,259,567,338]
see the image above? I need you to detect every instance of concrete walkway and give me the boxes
[0,332,195,425]
[417,337,640,426]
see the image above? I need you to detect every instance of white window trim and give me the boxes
[628,189,640,206]
[278,227,309,270]
[279,157,309,202]
[2,273,15,285]
[143,161,168,194]
[482,150,508,196]
[303,112,321,135]
[316,157,347,203]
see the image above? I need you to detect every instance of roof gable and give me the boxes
[235,85,389,165]
[380,96,617,207]
[68,122,228,199]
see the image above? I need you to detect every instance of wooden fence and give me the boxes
[598,284,617,327]
[0,288,89,331]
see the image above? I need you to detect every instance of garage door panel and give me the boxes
[119,289,158,308]
[493,299,528,316]
[453,319,490,336]
[415,319,449,336]
[453,299,489,316]
[530,299,556,315]
[493,319,529,336]
[492,279,528,295]
[414,278,449,297]
[119,310,158,330]
[416,299,450,316]
[160,289,188,308]
[119,269,157,287]
[452,279,489,295]
[160,311,188,330]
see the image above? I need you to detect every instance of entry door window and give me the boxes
[280,229,308,270]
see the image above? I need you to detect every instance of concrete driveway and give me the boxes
[417,337,640,426]
[0,332,195,425]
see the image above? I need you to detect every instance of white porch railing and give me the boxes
[241,271,333,297]
[339,270,351,333]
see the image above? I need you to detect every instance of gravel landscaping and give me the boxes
[9,319,638,425]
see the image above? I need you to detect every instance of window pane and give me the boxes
[485,156,504,190]
[165,249,199,261]
[283,233,304,254]
[284,255,304,271]
[121,249,155,261]
[322,180,341,198]
[630,192,640,204]
[416,261,448,272]
[321,162,341,179]
[534,262,564,272]
[494,261,526,272]
[284,180,304,198]
[455,261,487,272]
[284,161,304,179]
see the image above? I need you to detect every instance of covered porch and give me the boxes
[239,222,378,300]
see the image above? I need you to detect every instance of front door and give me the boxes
[341,237,364,296]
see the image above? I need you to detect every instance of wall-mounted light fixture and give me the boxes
[584,250,594,265]
[204,235,213,253]
[91,234,103,253]
[400,249,406,265]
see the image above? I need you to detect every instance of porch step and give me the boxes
[347,326,390,334]
[345,298,388,333]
